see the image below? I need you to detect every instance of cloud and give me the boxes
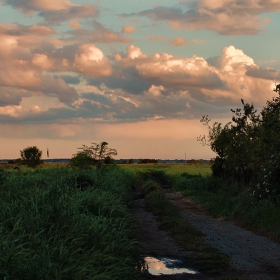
[0,16,277,126]
[147,35,204,46]
[69,20,80,29]
[246,66,279,80]
[73,44,112,77]
[66,21,133,44]
[123,1,280,35]
[121,25,136,34]
[4,0,98,23]
[80,44,278,122]
[169,37,204,46]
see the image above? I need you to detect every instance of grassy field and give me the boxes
[119,162,212,176]
[0,165,143,279]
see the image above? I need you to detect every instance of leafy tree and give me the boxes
[70,141,117,169]
[20,146,43,168]
[69,152,93,169]
[198,90,280,204]
[198,99,261,184]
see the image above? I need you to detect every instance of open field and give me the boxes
[119,162,212,176]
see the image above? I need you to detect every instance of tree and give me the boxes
[70,141,117,168]
[198,90,280,203]
[198,99,261,184]
[20,146,43,168]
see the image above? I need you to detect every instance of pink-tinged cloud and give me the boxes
[4,0,98,23]
[99,44,277,116]
[73,44,112,77]
[121,25,136,34]
[147,35,204,46]
[0,23,56,48]
[67,21,133,44]
[69,20,80,29]
[169,36,187,46]
[124,1,280,35]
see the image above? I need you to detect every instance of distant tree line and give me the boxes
[198,84,280,204]
[138,159,158,164]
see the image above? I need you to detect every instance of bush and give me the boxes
[20,146,43,168]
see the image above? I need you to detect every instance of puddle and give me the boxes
[143,256,198,276]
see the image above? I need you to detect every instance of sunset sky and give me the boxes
[0,0,279,160]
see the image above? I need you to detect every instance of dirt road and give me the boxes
[134,191,280,279]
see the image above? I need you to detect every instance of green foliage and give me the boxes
[70,151,94,169]
[198,92,280,204]
[141,180,162,197]
[20,146,43,168]
[0,167,141,279]
[70,141,117,169]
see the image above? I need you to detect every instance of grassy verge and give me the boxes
[141,178,230,276]
[0,166,142,279]
[172,173,280,242]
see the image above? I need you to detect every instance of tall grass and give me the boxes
[0,166,142,279]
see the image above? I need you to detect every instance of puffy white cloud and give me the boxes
[85,44,277,122]
[73,44,112,76]
[126,45,146,59]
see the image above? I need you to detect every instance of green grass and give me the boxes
[0,166,142,279]
[119,163,211,176]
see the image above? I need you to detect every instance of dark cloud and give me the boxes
[58,75,81,85]
[0,90,22,106]
[246,66,279,80]
[39,5,98,25]
[87,66,151,94]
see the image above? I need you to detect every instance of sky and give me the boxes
[0,0,279,160]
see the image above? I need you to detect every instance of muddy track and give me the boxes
[133,188,280,279]
[133,197,209,280]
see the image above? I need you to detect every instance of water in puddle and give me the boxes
[143,256,198,276]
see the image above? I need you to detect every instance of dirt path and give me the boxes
[167,192,280,280]
[133,189,280,279]
[133,198,208,279]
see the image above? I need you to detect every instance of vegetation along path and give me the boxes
[134,176,280,279]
